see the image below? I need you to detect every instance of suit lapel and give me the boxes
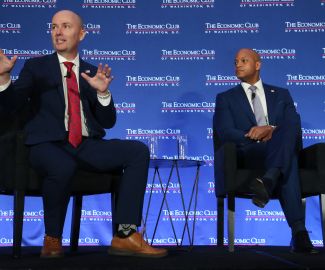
[79,58,91,98]
[48,53,65,106]
[264,84,277,125]
[51,54,91,104]
[233,85,256,125]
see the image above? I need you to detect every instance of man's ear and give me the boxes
[79,30,86,41]
[256,61,261,71]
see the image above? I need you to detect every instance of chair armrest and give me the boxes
[0,129,30,189]
[14,131,31,190]
[299,143,325,196]
[299,143,325,171]
[0,132,17,191]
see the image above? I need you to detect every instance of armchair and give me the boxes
[213,120,325,252]
[0,109,122,258]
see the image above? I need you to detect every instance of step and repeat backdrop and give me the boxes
[0,0,324,248]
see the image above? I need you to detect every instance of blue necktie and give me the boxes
[249,85,267,126]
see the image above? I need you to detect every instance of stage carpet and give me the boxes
[0,246,324,269]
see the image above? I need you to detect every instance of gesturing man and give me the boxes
[0,10,167,258]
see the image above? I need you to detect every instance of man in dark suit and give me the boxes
[0,10,167,258]
[213,48,317,254]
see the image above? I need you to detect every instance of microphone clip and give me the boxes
[65,71,71,78]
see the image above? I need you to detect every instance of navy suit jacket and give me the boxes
[0,53,116,145]
[213,83,301,148]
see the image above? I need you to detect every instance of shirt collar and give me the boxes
[57,53,80,68]
[241,79,263,94]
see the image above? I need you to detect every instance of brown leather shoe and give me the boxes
[40,235,64,258]
[108,232,168,258]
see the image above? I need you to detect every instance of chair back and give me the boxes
[0,103,121,196]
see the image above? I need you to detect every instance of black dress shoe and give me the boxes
[291,231,319,254]
[250,177,270,208]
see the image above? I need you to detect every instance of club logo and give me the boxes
[285,21,325,33]
[126,23,180,34]
[146,238,182,246]
[205,22,259,34]
[0,209,43,222]
[160,155,213,166]
[0,22,21,34]
[62,237,100,246]
[146,181,181,194]
[205,74,240,86]
[82,49,136,61]
[245,209,286,222]
[162,209,217,222]
[82,0,136,9]
[240,0,294,7]
[114,102,136,114]
[210,237,266,246]
[286,74,325,86]
[161,0,214,9]
[253,48,296,60]
[81,209,113,222]
[1,0,56,8]
[302,128,325,140]
[125,128,181,140]
[161,101,215,113]
[126,75,180,87]
[161,49,215,61]
[1,48,54,60]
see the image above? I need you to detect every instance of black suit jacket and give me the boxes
[0,53,116,145]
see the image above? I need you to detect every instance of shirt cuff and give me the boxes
[97,90,111,106]
[0,79,11,92]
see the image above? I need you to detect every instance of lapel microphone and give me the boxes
[251,92,256,100]
[65,71,71,78]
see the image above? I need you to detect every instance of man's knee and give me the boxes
[29,143,77,179]
[54,160,77,180]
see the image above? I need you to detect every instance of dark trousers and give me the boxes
[29,138,150,238]
[238,124,305,231]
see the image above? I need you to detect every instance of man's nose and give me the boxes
[54,27,62,35]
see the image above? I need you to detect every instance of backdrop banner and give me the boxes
[0,0,324,248]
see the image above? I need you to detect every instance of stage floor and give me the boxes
[0,246,324,270]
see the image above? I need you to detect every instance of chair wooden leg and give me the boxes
[217,197,224,246]
[227,194,235,252]
[319,194,325,247]
[70,195,82,252]
[13,190,25,258]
